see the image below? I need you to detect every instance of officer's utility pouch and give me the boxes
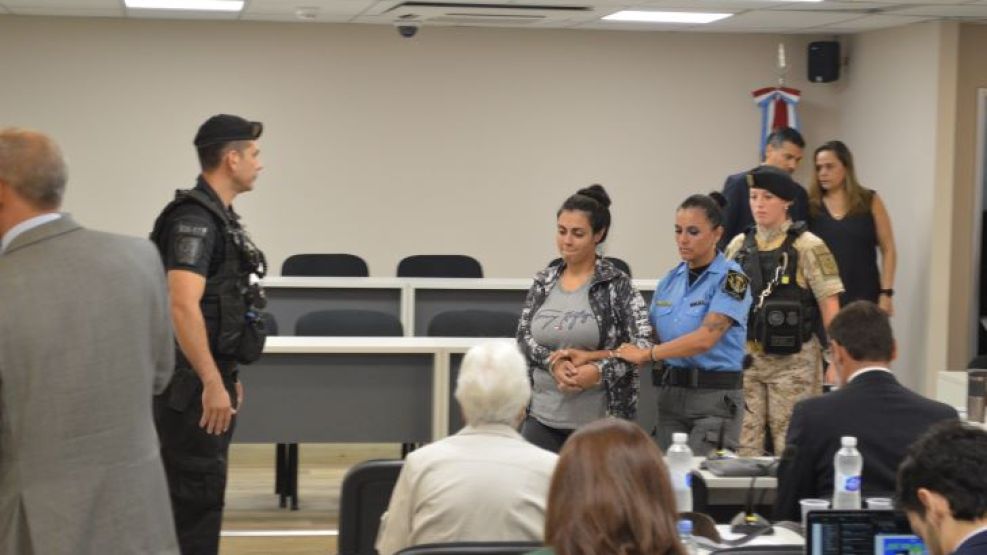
[756,298,803,355]
[235,309,268,364]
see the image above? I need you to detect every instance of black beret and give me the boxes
[746,165,798,201]
[194,114,263,148]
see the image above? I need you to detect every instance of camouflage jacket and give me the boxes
[516,257,652,420]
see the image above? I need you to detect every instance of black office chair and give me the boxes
[605,256,632,277]
[426,309,520,338]
[547,256,632,278]
[397,255,483,278]
[338,459,404,555]
[261,312,279,336]
[295,309,404,337]
[396,542,543,555]
[281,253,369,277]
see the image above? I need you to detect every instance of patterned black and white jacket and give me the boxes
[516,257,652,420]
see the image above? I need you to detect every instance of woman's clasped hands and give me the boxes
[547,349,601,393]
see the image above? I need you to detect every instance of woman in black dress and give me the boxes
[808,140,897,314]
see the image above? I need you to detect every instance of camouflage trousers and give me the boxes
[738,336,823,456]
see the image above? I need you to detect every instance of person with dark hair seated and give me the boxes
[613,193,752,454]
[527,418,686,555]
[897,420,987,555]
[773,301,957,522]
[516,185,651,453]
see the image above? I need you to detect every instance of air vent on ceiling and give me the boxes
[380,2,592,26]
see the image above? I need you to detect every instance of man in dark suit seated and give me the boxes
[897,421,987,555]
[773,300,958,522]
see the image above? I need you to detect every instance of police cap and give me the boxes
[746,165,798,201]
[194,114,263,147]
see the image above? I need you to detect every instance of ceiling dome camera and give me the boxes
[394,21,420,38]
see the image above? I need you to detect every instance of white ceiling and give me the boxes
[0,0,985,33]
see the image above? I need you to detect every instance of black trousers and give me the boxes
[520,416,574,453]
[154,367,238,555]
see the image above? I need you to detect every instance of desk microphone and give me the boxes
[728,447,791,535]
[706,419,737,461]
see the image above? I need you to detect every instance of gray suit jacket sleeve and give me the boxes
[144,239,175,395]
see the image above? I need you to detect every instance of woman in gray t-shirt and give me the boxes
[516,185,652,453]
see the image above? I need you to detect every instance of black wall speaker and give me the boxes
[808,41,840,83]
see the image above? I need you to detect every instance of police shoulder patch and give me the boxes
[175,235,205,266]
[811,245,840,277]
[723,270,749,300]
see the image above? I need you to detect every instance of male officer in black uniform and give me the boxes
[152,114,267,554]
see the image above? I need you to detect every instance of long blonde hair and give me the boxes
[809,140,873,218]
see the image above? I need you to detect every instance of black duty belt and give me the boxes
[655,366,743,390]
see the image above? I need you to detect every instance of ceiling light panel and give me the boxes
[603,10,733,22]
[1,0,115,5]
[701,8,858,27]
[642,0,803,10]
[124,0,244,11]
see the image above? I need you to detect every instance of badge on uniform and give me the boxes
[172,220,208,266]
[811,245,840,277]
[723,270,750,300]
[175,235,204,266]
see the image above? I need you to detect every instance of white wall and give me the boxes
[834,22,957,391]
[0,16,841,279]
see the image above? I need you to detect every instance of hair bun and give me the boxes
[577,184,611,208]
[708,191,727,209]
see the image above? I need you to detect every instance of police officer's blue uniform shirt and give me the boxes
[649,252,751,372]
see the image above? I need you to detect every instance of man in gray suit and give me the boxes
[0,128,179,554]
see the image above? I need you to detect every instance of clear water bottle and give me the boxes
[667,432,694,512]
[833,436,863,509]
[677,519,698,555]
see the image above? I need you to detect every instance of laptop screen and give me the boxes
[805,510,927,555]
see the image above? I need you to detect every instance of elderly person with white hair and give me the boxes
[375,341,559,555]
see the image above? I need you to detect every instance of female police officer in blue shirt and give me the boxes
[616,194,752,454]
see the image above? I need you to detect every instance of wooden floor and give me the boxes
[221,443,399,555]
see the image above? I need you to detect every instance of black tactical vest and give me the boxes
[151,189,267,365]
[735,222,818,351]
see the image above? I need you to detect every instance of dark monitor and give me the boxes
[805,510,927,555]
